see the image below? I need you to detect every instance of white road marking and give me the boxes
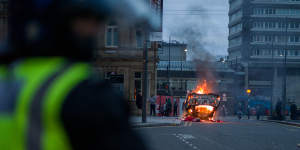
[173,133,201,150]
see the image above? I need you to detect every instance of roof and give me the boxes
[157,61,235,73]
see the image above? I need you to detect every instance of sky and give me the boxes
[163,0,229,58]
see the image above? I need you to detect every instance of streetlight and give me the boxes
[181,48,188,95]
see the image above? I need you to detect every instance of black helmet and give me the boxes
[8,0,118,61]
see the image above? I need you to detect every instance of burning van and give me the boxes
[183,92,220,120]
[182,80,221,120]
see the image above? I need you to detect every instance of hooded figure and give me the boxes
[0,0,149,149]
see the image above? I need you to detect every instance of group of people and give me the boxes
[135,94,179,117]
[159,98,178,117]
[237,103,264,120]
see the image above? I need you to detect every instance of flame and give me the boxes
[193,80,212,94]
[195,105,214,113]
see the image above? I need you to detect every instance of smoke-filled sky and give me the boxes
[163,0,229,58]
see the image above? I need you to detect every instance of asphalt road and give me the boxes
[136,117,300,150]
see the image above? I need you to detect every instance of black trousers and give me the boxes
[150,104,156,116]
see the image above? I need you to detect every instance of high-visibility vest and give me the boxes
[0,57,92,150]
[0,65,12,150]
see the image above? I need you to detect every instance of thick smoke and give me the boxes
[115,0,161,30]
[167,5,214,61]
[166,4,218,93]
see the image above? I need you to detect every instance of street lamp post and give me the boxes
[168,36,171,96]
[271,36,274,116]
[282,17,288,119]
[142,29,149,123]
[181,48,188,96]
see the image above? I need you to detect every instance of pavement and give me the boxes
[130,116,182,128]
[135,116,300,150]
[260,116,300,127]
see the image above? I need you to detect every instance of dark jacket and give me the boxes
[62,76,146,150]
[136,94,143,109]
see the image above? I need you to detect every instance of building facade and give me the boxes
[228,0,300,108]
[159,41,187,61]
[96,0,163,111]
[157,61,235,96]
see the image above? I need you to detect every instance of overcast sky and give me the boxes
[163,0,229,57]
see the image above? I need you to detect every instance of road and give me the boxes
[136,117,300,150]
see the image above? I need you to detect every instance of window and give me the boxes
[230,23,242,35]
[290,36,295,42]
[279,22,287,29]
[105,25,119,47]
[253,35,264,42]
[229,37,242,47]
[265,22,276,29]
[135,72,142,78]
[253,49,260,56]
[230,10,242,22]
[289,22,300,29]
[289,36,300,43]
[265,8,276,15]
[265,35,274,42]
[254,8,264,15]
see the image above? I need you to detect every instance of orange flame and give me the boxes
[192,80,211,94]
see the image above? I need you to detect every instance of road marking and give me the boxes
[173,133,200,150]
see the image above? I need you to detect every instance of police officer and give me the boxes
[0,0,147,150]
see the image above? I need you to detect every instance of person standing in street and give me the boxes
[174,100,178,117]
[0,0,148,150]
[136,91,143,114]
[149,95,157,116]
[247,105,251,120]
[276,100,282,120]
[166,98,172,116]
[256,105,261,120]
[290,103,297,120]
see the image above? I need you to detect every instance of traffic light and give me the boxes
[246,89,251,95]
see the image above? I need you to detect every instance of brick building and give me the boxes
[96,0,163,111]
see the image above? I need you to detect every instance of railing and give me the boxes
[252,0,300,4]
[251,28,300,32]
[98,47,156,59]
[249,80,272,86]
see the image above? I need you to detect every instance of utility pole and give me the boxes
[181,48,183,90]
[282,17,288,119]
[271,35,274,116]
[142,30,149,123]
[168,36,171,96]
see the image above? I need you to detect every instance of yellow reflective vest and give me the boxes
[0,57,92,150]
